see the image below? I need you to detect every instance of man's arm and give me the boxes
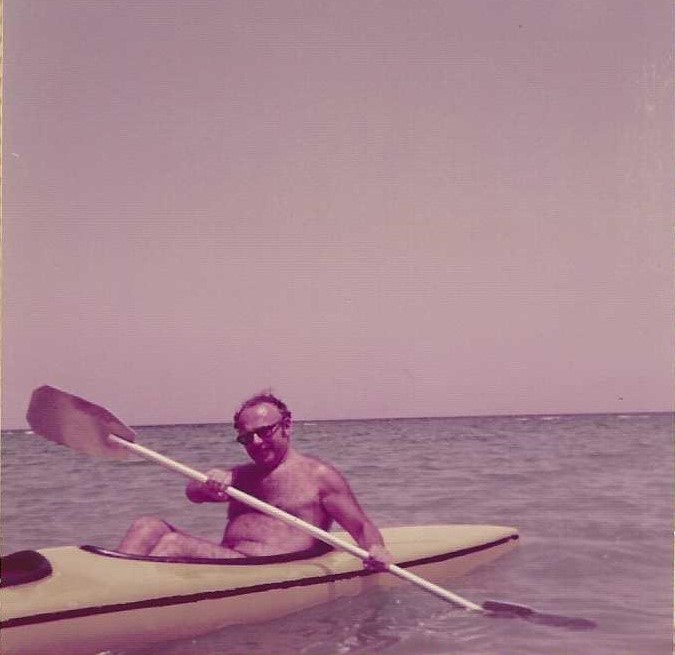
[185,467,233,503]
[318,464,392,570]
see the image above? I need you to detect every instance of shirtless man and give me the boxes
[118,393,393,570]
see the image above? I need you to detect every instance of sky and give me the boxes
[2,1,672,428]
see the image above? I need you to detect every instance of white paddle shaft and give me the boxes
[108,434,483,612]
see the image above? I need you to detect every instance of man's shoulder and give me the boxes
[298,454,345,488]
[297,453,335,472]
[231,462,258,480]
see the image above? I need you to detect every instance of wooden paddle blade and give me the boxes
[482,599,534,617]
[26,386,136,460]
[482,600,596,630]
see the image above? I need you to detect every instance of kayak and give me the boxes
[0,524,518,655]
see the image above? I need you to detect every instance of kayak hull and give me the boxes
[0,525,518,655]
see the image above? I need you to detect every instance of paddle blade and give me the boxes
[26,386,136,460]
[482,600,596,630]
[482,599,535,617]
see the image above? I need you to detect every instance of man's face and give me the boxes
[236,402,290,469]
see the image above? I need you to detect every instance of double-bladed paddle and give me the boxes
[24,385,595,630]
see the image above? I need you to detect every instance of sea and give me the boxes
[2,413,673,655]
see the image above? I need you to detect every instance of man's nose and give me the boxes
[251,432,264,445]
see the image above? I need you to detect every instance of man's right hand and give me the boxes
[186,468,232,503]
[204,468,233,499]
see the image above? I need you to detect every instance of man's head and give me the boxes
[233,393,292,469]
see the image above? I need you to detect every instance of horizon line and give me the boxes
[4,408,671,433]
[135,408,675,429]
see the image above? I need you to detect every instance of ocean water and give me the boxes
[2,413,672,655]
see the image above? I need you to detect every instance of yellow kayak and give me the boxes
[0,524,518,655]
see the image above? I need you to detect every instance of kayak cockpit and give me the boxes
[1,550,53,587]
[79,541,334,565]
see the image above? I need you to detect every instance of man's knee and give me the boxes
[156,531,182,548]
[130,516,173,536]
[151,530,187,556]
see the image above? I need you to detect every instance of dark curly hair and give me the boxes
[233,392,292,431]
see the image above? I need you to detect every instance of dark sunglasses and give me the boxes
[236,421,284,446]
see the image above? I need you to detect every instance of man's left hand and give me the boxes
[364,544,393,572]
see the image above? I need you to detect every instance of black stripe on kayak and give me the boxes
[1,534,518,629]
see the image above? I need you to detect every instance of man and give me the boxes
[118,393,393,571]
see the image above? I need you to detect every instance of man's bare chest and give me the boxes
[232,466,322,516]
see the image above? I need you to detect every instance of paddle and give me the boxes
[25,385,596,630]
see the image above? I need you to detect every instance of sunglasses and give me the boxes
[235,421,284,446]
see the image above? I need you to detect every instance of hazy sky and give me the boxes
[3,2,672,428]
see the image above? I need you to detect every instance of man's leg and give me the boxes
[149,531,246,558]
[118,516,175,555]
